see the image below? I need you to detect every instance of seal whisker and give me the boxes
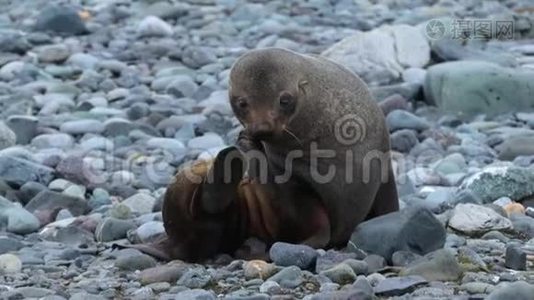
[283,127,303,146]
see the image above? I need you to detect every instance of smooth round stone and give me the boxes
[481,231,509,243]
[110,203,132,219]
[59,119,104,135]
[269,242,318,270]
[390,129,418,152]
[115,254,157,271]
[147,138,186,151]
[487,281,534,300]
[493,197,513,207]
[31,133,74,149]
[243,260,277,280]
[319,282,340,292]
[320,263,357,285]
[122,193,156,215]
[187,132,225,150]
[88,188,111,209]
[181,46,217,69]
[107,88,130,101]
[343,259,369,275]
[363,255,386,273]
[37,44,70,63]
[91,107,124,117]
[449,203,513,235]
[126,103,150,120]
[0,121,16,150]
[1,205,41,234]
[5,115,38,145]
[80,136,113,151]
[174,289,216,300]
[424,187,456,212]
[0,253,22,274]
[460,282,495,294]
[44,65,81,79]
[505,244,526,271]
[56,155,93,186]
[11,287,55,298]
[392,251,421,267]
[266,266,303,289]
[130,287,154,300]
[49,178,74,191]
[137,16,173,37]
[176,268,212,289]
[0,155,55,186]
[402,67,427,85]
[35,4,87,35]
[0,236,24,254]
[446,235,474,252]
[146,282,171,293]
[259,280,282,294]
[386,110,430,132]
[95,217,136,242]
[83,96,109,108]
[68,53,99,70]
[366,273,386,287]
[55,209,74,221]
[400,249,462,281]
[433,153,467,175]
[110,170,136,186]
[103,118,136,137]
[165,76,198,98]
[134,221,165,243]
[63,184,86,198]
[174,126,195,145]
[139,264,188,285]
[374,275,428,297]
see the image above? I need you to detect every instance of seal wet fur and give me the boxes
[114,48,399,261]
[229,48,399,247]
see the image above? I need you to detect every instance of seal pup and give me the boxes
[229,47,399,247]
[114,146,328,261]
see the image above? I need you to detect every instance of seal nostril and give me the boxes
[251,130,274,139]
[249,123,274,139]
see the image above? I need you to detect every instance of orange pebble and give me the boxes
[78,10,91,21]
[243,260,277,280]
[504,202,525,217]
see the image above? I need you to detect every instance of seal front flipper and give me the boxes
[366,164,399,220]
[112,237,173,261]
[201,146,246,214]
[300,204,331,249]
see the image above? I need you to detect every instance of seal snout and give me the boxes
[247,121,275,139]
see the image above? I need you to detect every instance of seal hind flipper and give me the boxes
[201,146,246,214]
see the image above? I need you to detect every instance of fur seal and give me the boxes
[229,47,399,247]
[115,47,398,261]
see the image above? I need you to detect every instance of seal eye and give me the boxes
[279,93,294,109]
[235,98,248,110]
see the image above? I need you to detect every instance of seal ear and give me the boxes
[201,146,245,214]
[298,80,308,96]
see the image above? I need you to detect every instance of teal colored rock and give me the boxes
[424,61,534,117]
[460,166,534,204]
